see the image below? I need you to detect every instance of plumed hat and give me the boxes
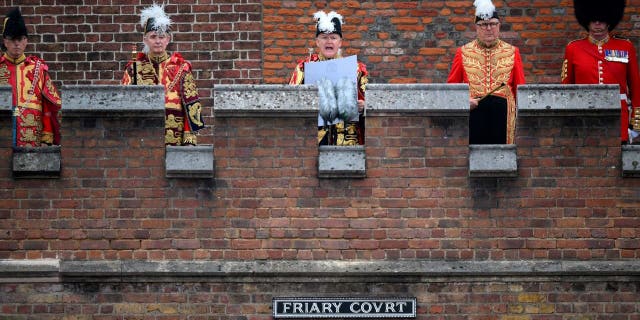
[314,11,343,37]
[140,3,172,34]
[474,0,499,23]
[573,0,625,31]
[2,8,28,39]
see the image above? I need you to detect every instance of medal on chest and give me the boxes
[604,49,629,63]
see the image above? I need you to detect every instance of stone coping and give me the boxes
[517,84,620,116]
[214,84,318,117]
[0,85,10,109]
[213,84,471,118]
[366,83,469,115]
[61,85,165,117]
[1,259,639,278]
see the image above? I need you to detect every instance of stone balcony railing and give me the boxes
[2,83,633,178]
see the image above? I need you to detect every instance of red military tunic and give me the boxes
[122,52,205,146]
[0,53,61,147]
[289,53,369,145]
[447,39,526,144]
[562,36,640,142]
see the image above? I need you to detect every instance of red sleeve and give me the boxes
[510,47,526,99]
[626,43,640,112]
[40,68,62,145]
[561,43,575,84]
[288,59,305,85]
[447,48,465,84]
[122,61,133,85]
[357,61,368,101]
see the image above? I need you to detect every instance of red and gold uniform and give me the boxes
[447,39,526,144]
[0,53,61,147]
[289,53,369,145]
[122,52,204,146]
[562,36,640,142]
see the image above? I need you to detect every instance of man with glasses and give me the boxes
[122,3,204,146]
[447,0,525,145]
[0,8,61,147]
[289,10,369,146]
[562,0,640,144]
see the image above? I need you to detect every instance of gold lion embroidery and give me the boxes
[19,128,38,143]
[164,129,181,145]
[0,64,10,84]
[20,113,40,127]
[165,114,184,130]
[183,73,197,99]
[139,63,157,84]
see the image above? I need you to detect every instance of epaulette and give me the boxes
[612,35,632,43]
[565,37,587,46]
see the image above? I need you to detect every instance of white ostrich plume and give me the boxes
[473,0,496,20]
[336,77,358,121]
[313,11,344,34]
[140,3,172,34]
[318,78,338,124]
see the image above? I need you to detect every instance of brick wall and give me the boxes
[1,85,639,260]
[2,1,640,87]
[1,279,639,318]
[1,1,640,318]
[264,0,640,84]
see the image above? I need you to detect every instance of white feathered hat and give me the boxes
[473,0,499,22]
[313,11,344,37]
[140,3,172,35]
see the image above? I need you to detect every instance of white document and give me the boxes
[304,55,358,126]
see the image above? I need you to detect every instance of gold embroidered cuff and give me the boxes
[182,132,197,145]
[41,132,54,145]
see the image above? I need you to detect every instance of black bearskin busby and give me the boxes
[2,8,28,39]
[573,0,626,31]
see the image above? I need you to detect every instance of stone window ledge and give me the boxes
[12,145,61,178]
[318,145,366,178]
[469,144,517,178]
[165,145,215,178]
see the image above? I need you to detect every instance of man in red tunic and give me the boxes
[0,8,61,147]
[447,0,526,145]
[562,0,640,144]
[122,3,204,146]
[288,11,369,146]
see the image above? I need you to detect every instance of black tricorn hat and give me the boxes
[573,0,626,31]
[2,8,28,39]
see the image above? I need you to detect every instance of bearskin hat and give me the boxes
[573,0,626,31]
[2,8,28,39]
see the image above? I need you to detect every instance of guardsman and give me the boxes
[562,0,640,144]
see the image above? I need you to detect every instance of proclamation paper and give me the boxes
[304,55,359,125]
